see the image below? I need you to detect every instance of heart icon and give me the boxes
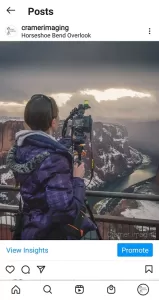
[5,265,15,274]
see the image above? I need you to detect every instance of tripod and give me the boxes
[76,145,102,240]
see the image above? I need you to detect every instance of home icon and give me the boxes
[11,285,21,294]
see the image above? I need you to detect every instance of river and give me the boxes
[88,162,157,210]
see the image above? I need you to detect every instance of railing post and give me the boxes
[156,225,159,240]
[85,197,102,240]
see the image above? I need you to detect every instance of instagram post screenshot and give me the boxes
[0,0,158,298]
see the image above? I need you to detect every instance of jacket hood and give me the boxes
[15,129,56,146]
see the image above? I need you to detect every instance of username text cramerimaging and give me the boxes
[21,25,91,39]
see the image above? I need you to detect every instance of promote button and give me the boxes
[117,243,153,257]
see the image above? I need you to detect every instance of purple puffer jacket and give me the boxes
[6,130,96,240]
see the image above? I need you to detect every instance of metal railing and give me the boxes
[0,185,159,240]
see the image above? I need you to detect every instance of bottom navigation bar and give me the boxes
[0,280,158,299]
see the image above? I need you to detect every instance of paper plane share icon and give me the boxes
[37,266,45,273]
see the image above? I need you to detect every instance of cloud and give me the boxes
[0,90,159,121]
[59,93,159,121]
[0,102,25,117]
[1,42,159,67]
[0,41,159,121]
[0,66,159,103]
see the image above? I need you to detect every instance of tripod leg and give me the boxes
[85,198,102,240]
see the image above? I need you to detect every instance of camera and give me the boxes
[72,103,92,145]
[62,100,92,147]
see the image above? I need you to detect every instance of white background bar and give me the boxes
[0,241,156,260]
[0,280,158,299]
[0,260,158,281]
[0,0,159,40]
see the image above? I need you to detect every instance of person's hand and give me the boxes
[73,162,85,178]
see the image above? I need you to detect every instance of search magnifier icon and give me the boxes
[21,265,30,274]
[43,285,52,294]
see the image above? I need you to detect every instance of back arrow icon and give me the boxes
[7,7,15,14]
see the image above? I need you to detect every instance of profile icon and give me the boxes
[5,26,17,36]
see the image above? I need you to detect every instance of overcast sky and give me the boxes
[0,42,159,120]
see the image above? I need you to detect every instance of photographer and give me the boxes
[6,94,96,240]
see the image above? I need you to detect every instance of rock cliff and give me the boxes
[83,122,143,187]
[0,120,24,164]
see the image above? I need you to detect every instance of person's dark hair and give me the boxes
[24,94,58,131]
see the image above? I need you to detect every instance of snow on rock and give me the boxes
[103,127,111,136]
[127,147,143,167]
[99,135,103,142]
[0,116,23,123]
[93,130,96,136]
[84,172,104,189]
[94,198,111,214]
[0,165,6,170]
[121,200,159,220]
[121,181,159,221]
[141,154,151,165]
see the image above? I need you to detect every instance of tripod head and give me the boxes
[62,100,92,161]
